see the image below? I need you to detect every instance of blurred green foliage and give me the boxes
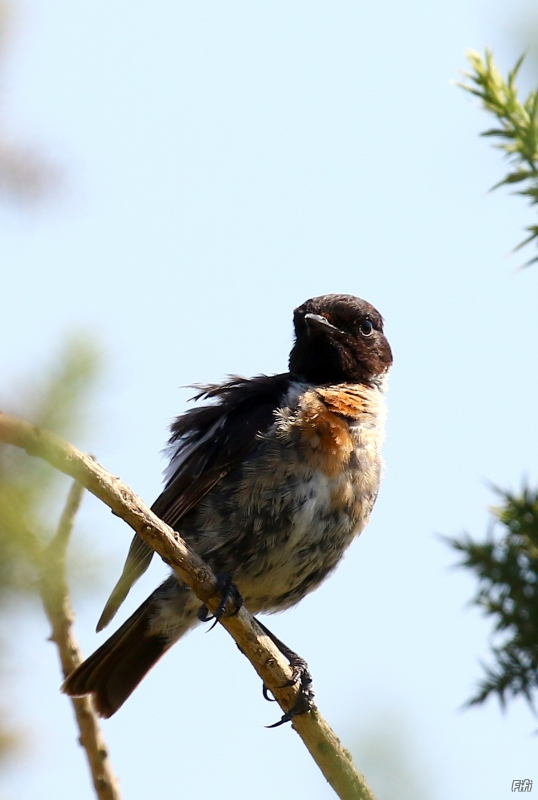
[350,712,434,800]
[458,50,538,264]
[0,338,100,765]
[448,487,538,709]
[0,339,99,593]
[0,1,58,202]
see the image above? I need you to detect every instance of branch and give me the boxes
[0,412,377,800]
[457,49,538,265]
[39,479,121,800]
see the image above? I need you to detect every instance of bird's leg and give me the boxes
[197,573,243,631]
[254,617,315,727]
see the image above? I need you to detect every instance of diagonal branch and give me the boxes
[0,411,376,800]
[39,479,121,800]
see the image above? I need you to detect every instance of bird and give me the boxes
[62,293,393,719]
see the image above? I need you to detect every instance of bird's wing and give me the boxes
[96,374,290,631]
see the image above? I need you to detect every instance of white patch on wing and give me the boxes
[282,380,311,409]
[163,416,227,486]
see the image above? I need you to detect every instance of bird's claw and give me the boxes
[262,683,277,702]
[197,574,243,631]
[263,654,315,727]
[197,604,218,629]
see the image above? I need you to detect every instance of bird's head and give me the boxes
[289,294,393,386]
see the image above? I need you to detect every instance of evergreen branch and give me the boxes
[458,49,538,264]
[446,485,538,710]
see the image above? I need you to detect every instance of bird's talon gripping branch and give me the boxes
[266,679,316,729]
[198,574,243,631]
[268,655,315,727]
[254,618,315,727]
[262,682,277,702]
[281,655,312,688]
[197,604,213,623]
[215,574,243,619]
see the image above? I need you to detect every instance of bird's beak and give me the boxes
[304,313,342,335]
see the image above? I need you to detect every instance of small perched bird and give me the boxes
[63,294,393,719]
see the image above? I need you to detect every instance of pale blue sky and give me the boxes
[2,2,538,799]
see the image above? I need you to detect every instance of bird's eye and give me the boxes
[359,319,374,337]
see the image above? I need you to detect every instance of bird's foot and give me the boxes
[197,574,243,631]
[255,618,315,727]
[265,654,315,728]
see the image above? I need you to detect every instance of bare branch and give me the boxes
[0,411,377,800]
[39,479,121,800]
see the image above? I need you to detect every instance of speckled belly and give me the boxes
[178,384,385,615]
[180,439,379,615]
[235,463,378,612]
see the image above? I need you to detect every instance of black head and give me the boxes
[288,294,393,385]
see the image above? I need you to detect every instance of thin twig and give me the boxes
[40,479,121,800]
[0,412,376,800]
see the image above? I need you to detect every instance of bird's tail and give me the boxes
[62,587,193,717]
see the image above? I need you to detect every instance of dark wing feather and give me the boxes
[96,536,156,631]
[96,374,290,631]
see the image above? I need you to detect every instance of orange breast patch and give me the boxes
[316,385,369,418]
[296,390,354,477]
